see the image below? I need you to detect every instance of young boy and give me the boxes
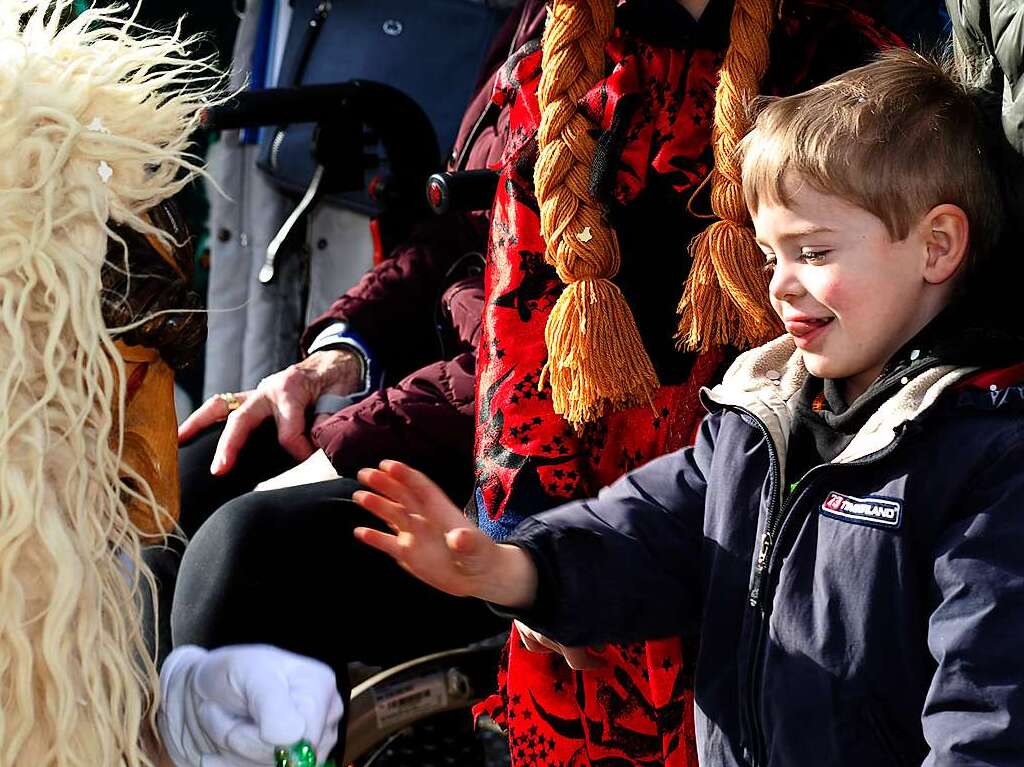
[352,50,1024,766]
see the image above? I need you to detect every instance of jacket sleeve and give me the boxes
[310,350,476,499]
[300,212,488,379]
[948,0,1024,157]
[503,410,722,648]
[922,435,1024,766]
[441,274,484,353]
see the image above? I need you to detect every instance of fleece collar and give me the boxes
[701,336,977,474]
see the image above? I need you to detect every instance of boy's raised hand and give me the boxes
[353,460,538,609]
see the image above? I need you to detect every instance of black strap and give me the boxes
[280,0,333,89]
[454,101,500,171]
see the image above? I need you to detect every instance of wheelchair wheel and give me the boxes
[352,708,510,767]
[345,636,510,767]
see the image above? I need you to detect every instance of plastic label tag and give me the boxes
[372,672,449,729]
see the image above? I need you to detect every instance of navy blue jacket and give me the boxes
[510,337,1024,767]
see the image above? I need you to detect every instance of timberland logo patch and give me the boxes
[821,492,902,529]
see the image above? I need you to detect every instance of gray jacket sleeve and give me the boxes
[504,410,722,647]
[922,436,1024,766]
[948,0,1024,155]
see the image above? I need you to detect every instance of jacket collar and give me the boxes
[701,336,978,471]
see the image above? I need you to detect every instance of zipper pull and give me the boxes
[261,164,326,284]
[748,532,772,607]
[756,531,772,568]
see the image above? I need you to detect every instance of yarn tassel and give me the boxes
[677,0,781,352]
[678,216,780,351]
[534,0,659,427]
[541,278,658,428]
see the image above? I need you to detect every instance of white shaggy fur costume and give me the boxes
[0,2,211,762]
[0,4,341,765]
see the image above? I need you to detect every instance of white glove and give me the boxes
[158,644,344,767]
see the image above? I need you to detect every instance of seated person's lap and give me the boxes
[178,420,296,536]
[164,441,505,707]
[172,478,504,670]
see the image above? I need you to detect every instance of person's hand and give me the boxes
[178,349,362,476]
[514,621,604,671]
[353,460,538,609]
[158,644,343,767]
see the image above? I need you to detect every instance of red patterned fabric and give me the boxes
[471,3,902,765]
[474,36,725,538]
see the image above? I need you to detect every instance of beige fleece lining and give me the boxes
[703,336,977,467]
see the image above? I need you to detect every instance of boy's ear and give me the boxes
[920,204,969,285]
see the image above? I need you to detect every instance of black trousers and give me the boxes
[145,424,504,754]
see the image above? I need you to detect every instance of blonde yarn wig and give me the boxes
[0,2,217,763]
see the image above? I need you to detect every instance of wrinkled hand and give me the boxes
[158,644,343,767]
[515,621,604,671]
[178,349,361,475]
[353,460,538,608]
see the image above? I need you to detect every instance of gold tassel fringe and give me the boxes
[541,278,659,428]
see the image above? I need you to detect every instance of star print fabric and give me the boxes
[470,21,724,767]
[473,29,725,542]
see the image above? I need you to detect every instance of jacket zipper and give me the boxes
[720,403,908,766]
[716,404,780,767]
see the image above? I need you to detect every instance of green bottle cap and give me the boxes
[274,740,317,767]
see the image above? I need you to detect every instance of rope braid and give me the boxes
[677,0,781,352]
[535,0,659,428]
[536,0,782,424]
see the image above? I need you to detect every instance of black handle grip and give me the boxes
[202,83,366,130]
[426,170,499,214]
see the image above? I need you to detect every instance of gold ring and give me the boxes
[216,392,241,413]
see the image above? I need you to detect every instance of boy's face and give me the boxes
[752,178,937,399]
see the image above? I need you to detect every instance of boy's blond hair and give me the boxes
[741,49,1004,271]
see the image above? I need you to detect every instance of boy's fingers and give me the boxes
[515,622,559,652]
[446,527,481,555]
[380,461,464,524]
[518,632,555,654]
[352,490,407,530]
[379,461,439,496]
[357,468,417,509]
[560,646,603,671]
[353,527,402,560]
[513,622,600,669]
[445,528,494,578]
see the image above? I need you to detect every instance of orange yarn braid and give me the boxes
[677,0,782,352]
[536,0,659,428]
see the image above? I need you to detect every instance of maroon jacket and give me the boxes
[300,0,546,500]
[310,275,484,499]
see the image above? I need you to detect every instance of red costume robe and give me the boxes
[472,3,899,764]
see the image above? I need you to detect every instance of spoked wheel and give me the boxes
[344,636,510,767]
[352,709,510,767]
